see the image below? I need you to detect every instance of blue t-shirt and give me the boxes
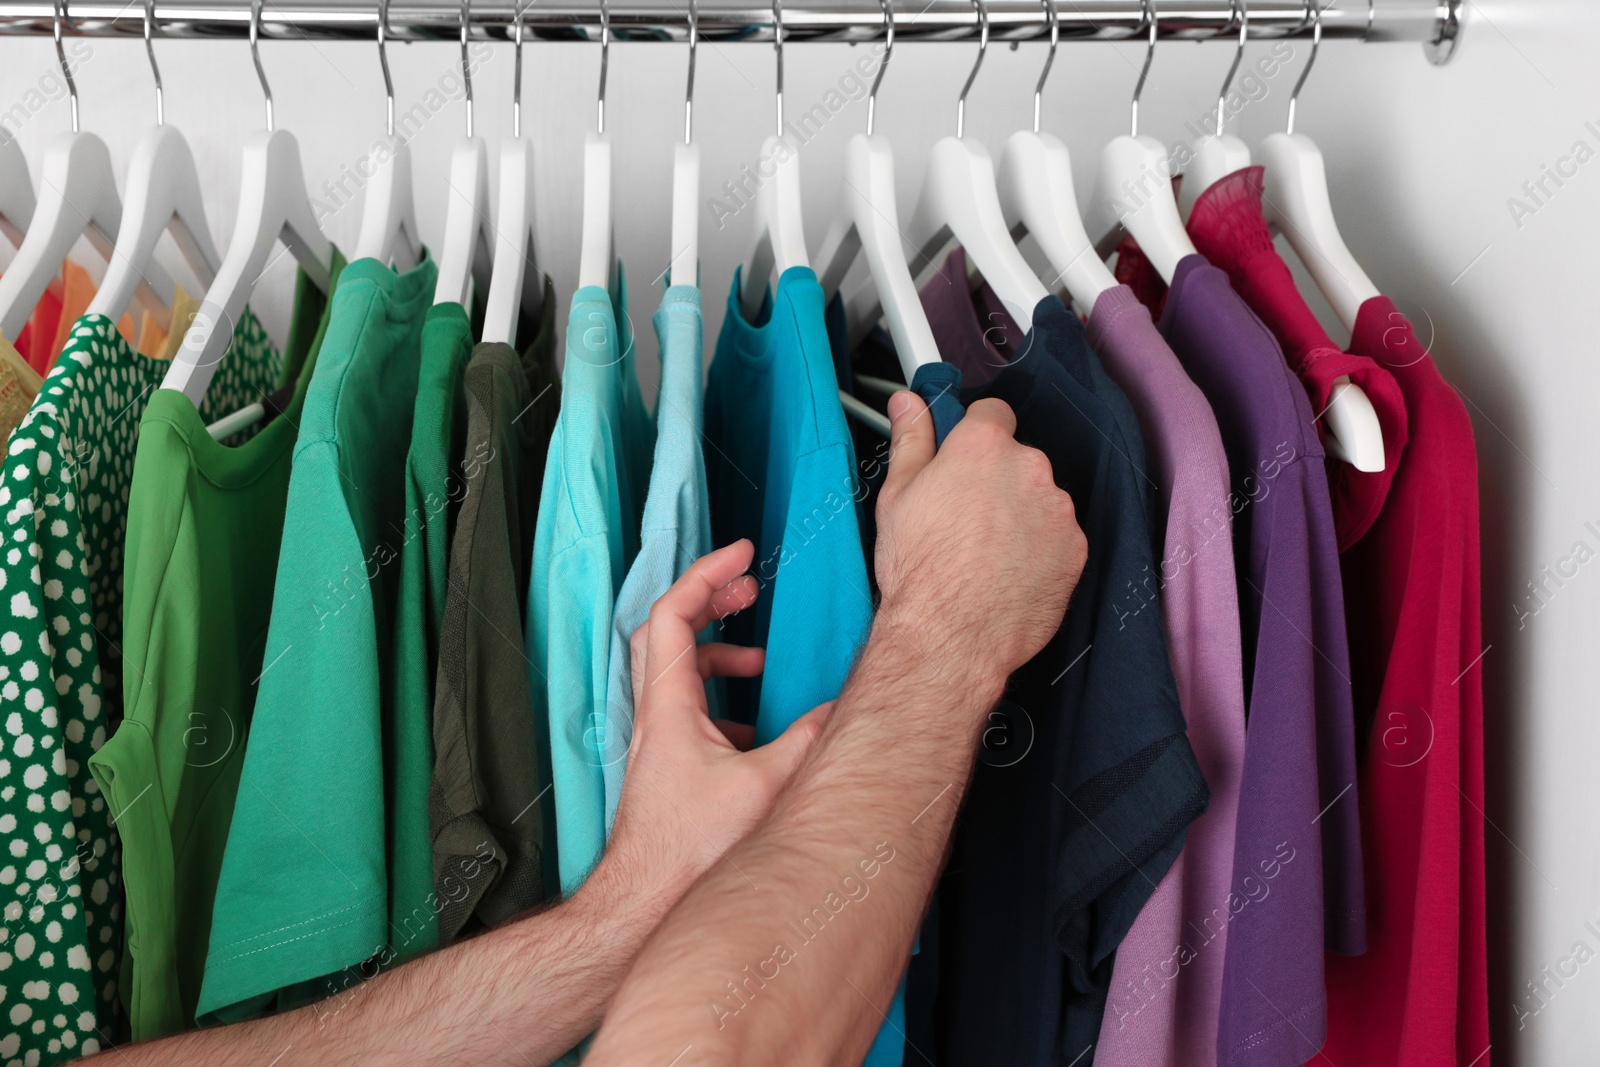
[601,284,711,834]
[706,266,905,1067]
[528,270,652,897]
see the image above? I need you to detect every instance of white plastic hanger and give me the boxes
[1259,0,1380,332]
[1259,1,1383,471]
[814,0,939,385]
[900,0,1047,331]
[0,0,176,343]
[354,0,423,272]
[998,0,1118,316]
[87,1,221,327]
[575,0,615,293]
[483,2,545,344]
[164,0,334,406]
[737,0,808,321]
[0,137,36,251]
[1178,0,1254,220]
[1085,0,1196,285]
[435,0,495,307]
[666,0,700,290]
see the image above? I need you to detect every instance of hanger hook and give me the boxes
[53,0,78,133]
[597,0,611,134]
[1285,0,1321,135]
[1130,0,1157,137]
[772,0,785,136]
[377,0,394,137]
[1032,0,1058,134]
[1215,0,1247,137]
[684,0,698,143]
[513,0,525,139]
[144,0,163,126]
[957,0,988,139]
[460,0,474,138]
[866,0,894,136]
[250,0,273,131]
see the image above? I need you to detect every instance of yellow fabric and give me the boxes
[0,332,42,447]
[156,285,199,363]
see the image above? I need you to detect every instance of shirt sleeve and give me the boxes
[199,439,389,1022]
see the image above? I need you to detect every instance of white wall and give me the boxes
[0,2,1593,1061]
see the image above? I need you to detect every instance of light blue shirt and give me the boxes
[528,269,652,898]
[705,266,904,1067]
[602,284,712,834]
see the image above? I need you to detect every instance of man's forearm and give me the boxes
[589,616,1004,1066]
[86,860,675,1067]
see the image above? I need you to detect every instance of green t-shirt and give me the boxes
[431,279,558,941]
[0,310,283,1064]
[198,254,437,1021]
[87,255,343,1042]
[387,301,473,959]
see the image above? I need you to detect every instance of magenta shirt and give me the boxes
[1087,285,1248,1067]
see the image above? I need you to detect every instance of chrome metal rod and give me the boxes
[0,0,1456,48]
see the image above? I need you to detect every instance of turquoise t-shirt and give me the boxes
[528,269,651,897]
[705,266,904,1066]
[198,254,439,1020]
[601,284,711,834]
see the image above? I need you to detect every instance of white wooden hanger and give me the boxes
[88,1,221,327]
[483,0,545,345]
[814,0,938,388]
[1085,0,1197,285]
[666,0,700,290]
[577,0,615,293]
[164,0,334,406]
[902,0,1046,331]
[0,137,36,252]
[1178,0,1254,220]
[354,0,423,272]
[0,1,176,343]
[435,0,495,307]
[1259,1,1384,471]
[738,0,808,321]
[998,0,1118,316]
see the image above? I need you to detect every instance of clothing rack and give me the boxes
[0,0,1462,60]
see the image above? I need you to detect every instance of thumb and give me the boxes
[880,391,935,504]
[750,700,835,787]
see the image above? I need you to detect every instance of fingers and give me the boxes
[879,391,935,506]
[640,541,759,720]
[956,396,1019,440]
[749,700,836,786]
[695,574,759,633]
[697,643,764,680]
[713,719,757,751]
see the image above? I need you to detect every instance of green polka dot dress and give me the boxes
[0,314,279,1065]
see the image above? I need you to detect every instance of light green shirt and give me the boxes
[199,254,437,1021]
[89,257,341,1041]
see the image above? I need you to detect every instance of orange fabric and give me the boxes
[49,260,137,361]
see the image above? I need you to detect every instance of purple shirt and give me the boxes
[1156,256,1363,1067]
[1087,285,1248,1067]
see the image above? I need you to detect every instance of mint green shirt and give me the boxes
[199,254,438,1020]
[528,270,652,897]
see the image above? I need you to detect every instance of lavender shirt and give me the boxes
[1087,286,1248,1067]
[1156,256,1363,1067]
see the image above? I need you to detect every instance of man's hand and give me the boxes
[588,539,832,912]
[874,391,1086,694]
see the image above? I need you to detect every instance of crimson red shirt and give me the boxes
[1322,297,1489,1067]
[1185,168,1409,550]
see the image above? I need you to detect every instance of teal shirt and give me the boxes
[706,266,905,1066]
[528,269,651,898]
[601,284,711,834]
[199,254,438,1020]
